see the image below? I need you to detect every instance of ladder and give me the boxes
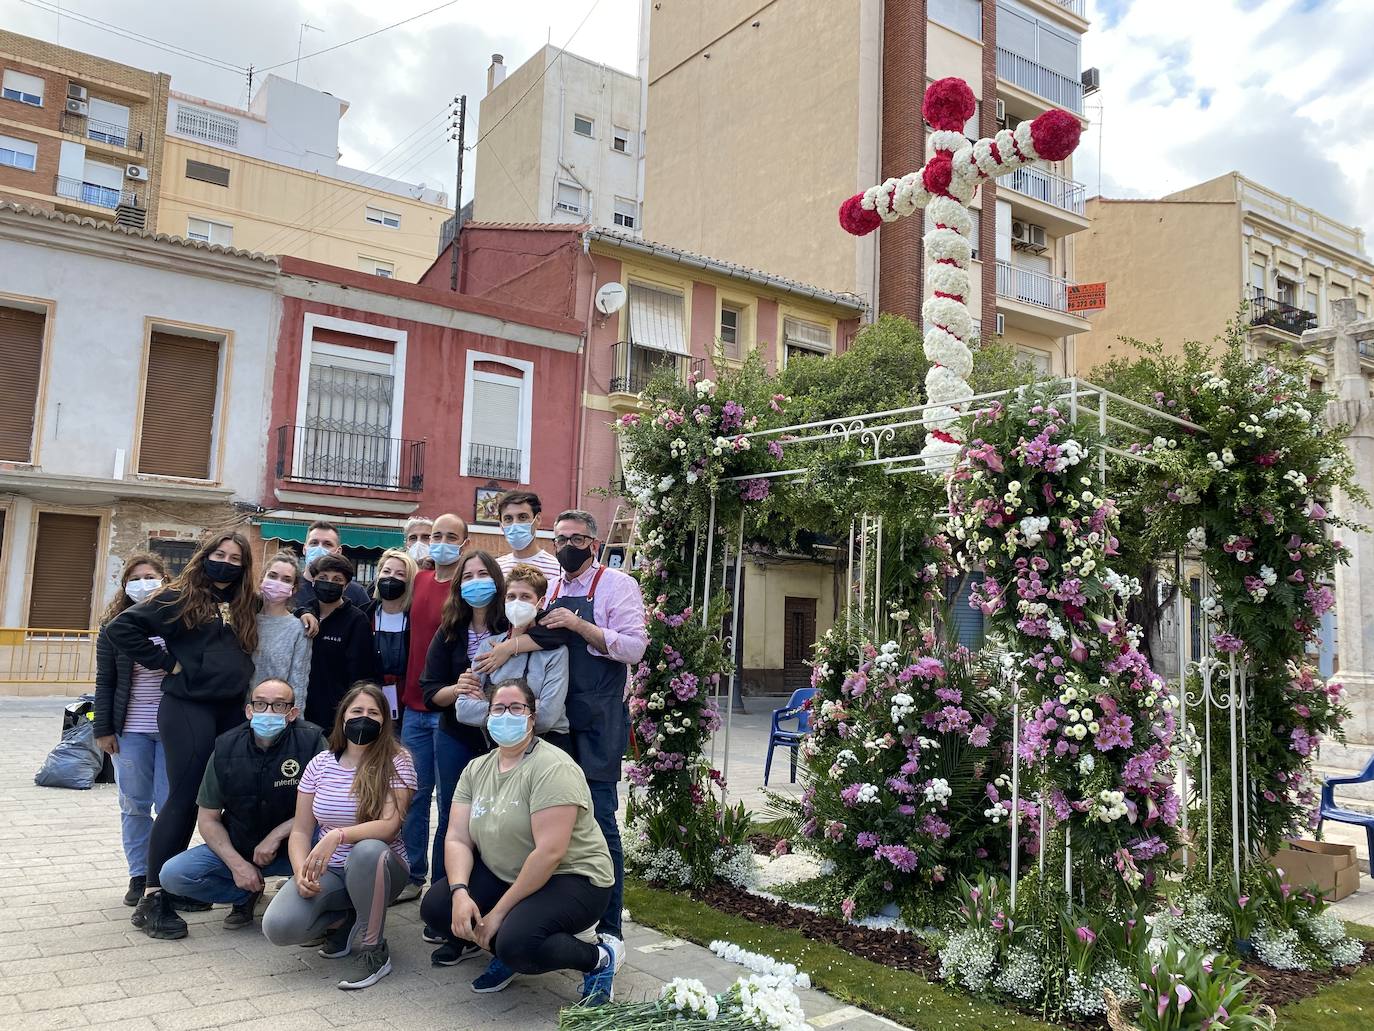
[599,504,640,571]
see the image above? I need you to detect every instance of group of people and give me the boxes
[92,493,646,1002]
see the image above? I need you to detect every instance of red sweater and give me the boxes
[402,570,450,712]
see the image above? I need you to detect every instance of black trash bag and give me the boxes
[35,715,105,790]
[63,696,114,783]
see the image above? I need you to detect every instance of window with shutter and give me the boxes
[0,305,46,462]
[138,331,221,479]
[467,375,523,481]
[28,513,100,630]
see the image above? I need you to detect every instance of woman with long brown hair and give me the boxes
[107,530,259,940]
[93,552,171,907]
[262,681,416,991]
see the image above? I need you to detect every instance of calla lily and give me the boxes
[1069,636,1088,663]
[1175,983,1194,1007]
[1157,991,1171,1017]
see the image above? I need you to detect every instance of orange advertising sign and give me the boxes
[1068,282,1107,313]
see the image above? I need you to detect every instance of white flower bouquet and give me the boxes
[559,974,812,1030]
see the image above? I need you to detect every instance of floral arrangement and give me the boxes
[1244,864,1365,970]
[709,940,812,989]
[948,387,1181,901]
[793,625,1016,919]
[1109,938,1276,1031]
[559,974,812,1031]
[837,77,1081,463]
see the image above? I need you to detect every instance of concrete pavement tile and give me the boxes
[77,991,190,1024]
[1,952,95,977]
[9,1004,90,1030]
[17,980,127,1011]
[203,1012,334,1031]
[81,1020,159,1031]
[0,972,63,996]
[149,1000,264,1031]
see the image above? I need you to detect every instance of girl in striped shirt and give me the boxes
[263,681,416,991]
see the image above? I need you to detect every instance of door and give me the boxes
[28,513,100,630]
[782,597,817,691]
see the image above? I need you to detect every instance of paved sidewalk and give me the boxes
[1,697,904,1031]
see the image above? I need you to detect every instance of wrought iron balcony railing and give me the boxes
[275,425,425,491]
[468,443,522,482]
[1249,293,1318,337]
[61,111,143,150]
[54,174,137,210]
[609,341,703,395]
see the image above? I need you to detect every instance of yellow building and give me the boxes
[158,76,452,282]
[641,0,1095,375]
[1075,172,1374,389]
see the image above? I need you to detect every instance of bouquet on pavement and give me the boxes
[559,973,812,1030]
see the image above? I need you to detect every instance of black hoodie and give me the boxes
[105,587,253,704]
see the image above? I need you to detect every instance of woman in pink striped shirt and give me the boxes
[262,681,416,990]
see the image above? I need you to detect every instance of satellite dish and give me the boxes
[595,282,627,315]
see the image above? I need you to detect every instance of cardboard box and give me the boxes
[1269,838,1360,901]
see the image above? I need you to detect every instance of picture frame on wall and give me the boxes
[474,486,503,525]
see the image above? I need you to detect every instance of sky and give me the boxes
[5,0,1372,245]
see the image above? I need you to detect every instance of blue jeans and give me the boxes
[113,731,168,879]
[400,710,475,886]
[159,843,294,905]
[586,780,624,939]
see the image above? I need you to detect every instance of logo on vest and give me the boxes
[280,758,301,779]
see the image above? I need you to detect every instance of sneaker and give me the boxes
[421,924,447,945]
[123,876,146,907]
[580,935,625,1006]
[166,893,213,913]
[431,940,482,967]
[130,891,154,928]
[394,882,422,904]
[470,956,518,993]
[223,891,262,929]
[337,941,391,990]
[318,912,360,959]
[137,891,188,940]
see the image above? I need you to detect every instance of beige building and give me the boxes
[473,47,642,231]
[1075,172,1374,389]
[0,29,169,231]
[642,0,1094,375]
[159,75,451,282]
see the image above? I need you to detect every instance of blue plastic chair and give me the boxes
[763,687,816,786]
[1316,751,1374,871]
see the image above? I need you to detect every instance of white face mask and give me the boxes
[408,541,430,562]
[124,578,164,604]
[505,599,538,628]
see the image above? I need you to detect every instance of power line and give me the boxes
[17,0,245,74]
[467,0,605,153]
[254,1,463,74]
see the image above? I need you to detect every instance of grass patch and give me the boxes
[626,881,1374,1031]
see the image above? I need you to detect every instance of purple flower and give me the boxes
[767,439,785,461]
[874,844,919,873]
[1075,926,1096,945]
[739,478,771,502]
[855,832,879,849]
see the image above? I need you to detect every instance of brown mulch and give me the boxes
[746,832,782,856]
[693,881,1374,1024]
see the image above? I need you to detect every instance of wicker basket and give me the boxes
[1103,990,1276,1031]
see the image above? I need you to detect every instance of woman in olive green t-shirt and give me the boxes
[420,678,623,1004]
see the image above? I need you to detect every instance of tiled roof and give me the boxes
[0,202,278,263]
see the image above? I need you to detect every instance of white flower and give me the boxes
[1186,526,1206,550]
[1019,515,1050,545]
[1259,564,1277,587]
[708,942,812,989]
[695,379,715,396]
[924,778,953,805]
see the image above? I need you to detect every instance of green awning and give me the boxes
[257,520,402,551]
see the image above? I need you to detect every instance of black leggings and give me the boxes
[146,694,244,889]
[420,855,609,975]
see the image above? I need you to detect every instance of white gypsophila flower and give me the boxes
[1254,924,1310,971]
[939,928,998,995]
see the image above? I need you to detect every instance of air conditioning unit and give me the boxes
[126,164,149,181]
[1011,220,1030,246]
[995,98,1006,122]
[995,313,1005,336]
[65,98,88,117]
[67,83,88,102]
[1011,221,1048,253]
[1027,223,1047,252]
[1082,67,1102,95]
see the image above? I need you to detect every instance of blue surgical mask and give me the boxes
[304,545,330,565]
[460,577,498,607]
[487,711,531,747]
[502,522,535,550]
[429,542,461,566]
[250,712,287,739]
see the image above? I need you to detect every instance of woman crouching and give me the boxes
[262,681,416,990]
[420,678,621,1003]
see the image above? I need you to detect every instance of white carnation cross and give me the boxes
[838,77,1083,465]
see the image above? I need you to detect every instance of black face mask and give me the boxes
[556,544,593,574]
[344,715,382,746]
[203,559,244,586]
[314,580,345,604]
[376,577,406,601]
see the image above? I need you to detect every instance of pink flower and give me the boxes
[1175,984,1193,1007]
[1075,926,1097,945]
[1158,992,1172,1018]
[771,838,791,857]
[841,897,856,920]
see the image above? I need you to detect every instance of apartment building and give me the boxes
[0,202,278,639]
[436,223,867,691]
[641,0,1094,374]
[1075,172,1374,390]
[161,75,451,283]
[0,29,169,231]
[472,48,642,232]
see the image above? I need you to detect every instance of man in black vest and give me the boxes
[158,678,326,931]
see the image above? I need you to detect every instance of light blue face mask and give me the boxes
[502,522,535,551]
[429,542,462,566]
[250,712,287,739]
[304,544,330,565]
[487,711,531,747]
[460,577,498,607]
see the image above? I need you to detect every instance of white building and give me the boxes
[472,47,642,232]
[0,202,279,634]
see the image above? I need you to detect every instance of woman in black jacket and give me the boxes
[367,548,417,721]
[106,530,259,940]
[93,552,170,907]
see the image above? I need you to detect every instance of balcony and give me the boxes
[274,425,425,492]
[1249,293,1318,339]
[608,341,703,408]
[995,260,1090,336]
[1047,0,1086,16]
[467,443,523,482]
[996,47,1083,113]
[61,112,143,151]
[997,164,1089,236]
[54,175,137,211]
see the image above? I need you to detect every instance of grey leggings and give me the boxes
[262,838,406,949]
